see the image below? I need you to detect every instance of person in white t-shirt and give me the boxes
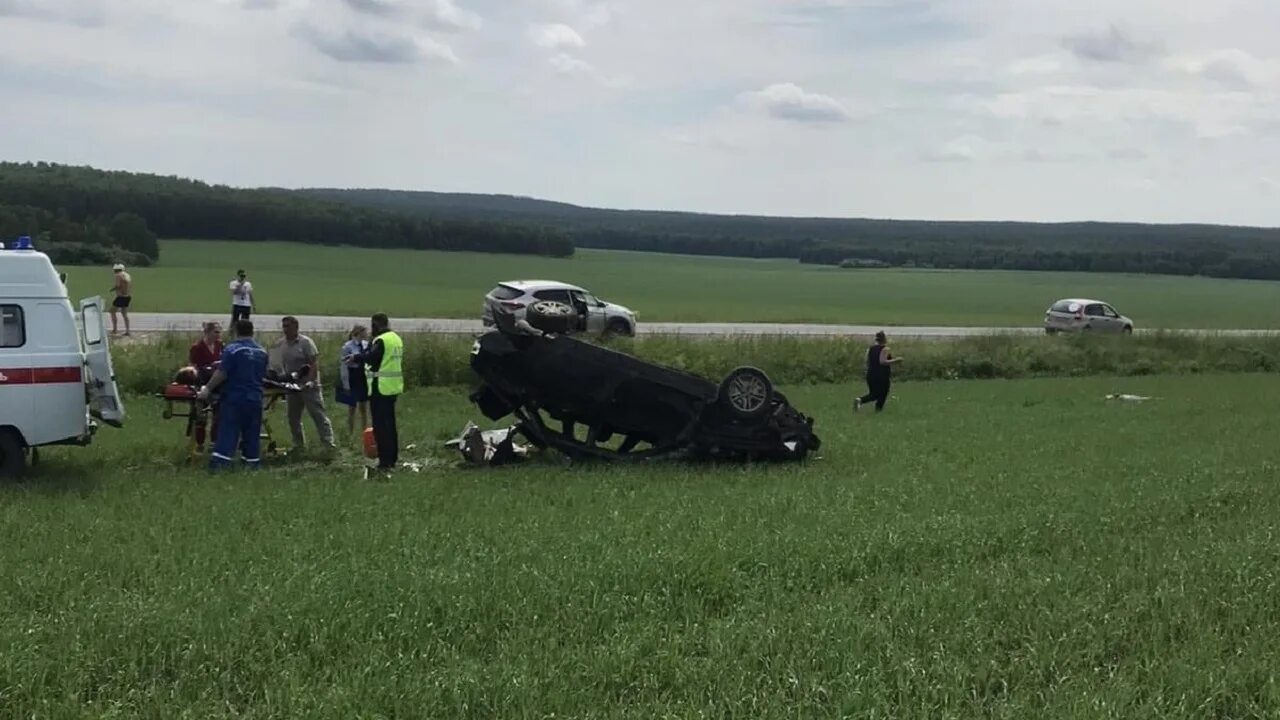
[230,269,254,325]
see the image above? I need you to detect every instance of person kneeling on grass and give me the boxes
[198,320,269,470]
[855,330,901,413]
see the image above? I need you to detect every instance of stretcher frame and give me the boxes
[158,385,296,462]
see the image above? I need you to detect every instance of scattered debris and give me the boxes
[1105,393,1157,402]
[445,422,534,466]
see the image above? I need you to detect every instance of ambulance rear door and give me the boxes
[79,297,124,427]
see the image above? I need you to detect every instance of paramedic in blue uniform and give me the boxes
[197,319,269,470]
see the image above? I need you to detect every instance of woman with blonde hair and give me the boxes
[336,324,371,435]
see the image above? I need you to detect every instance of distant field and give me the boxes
[60,239,1280,328]
[7,374,1280,716]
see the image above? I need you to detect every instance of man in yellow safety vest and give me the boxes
[352,312,404,473]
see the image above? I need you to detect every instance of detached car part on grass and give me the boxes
[468,301,821,462]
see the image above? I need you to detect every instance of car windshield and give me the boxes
[490,285,523,301]
[1051,300,1082,313]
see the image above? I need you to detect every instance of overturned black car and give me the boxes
[468,302,821,462]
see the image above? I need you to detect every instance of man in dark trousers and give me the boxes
[855,330,901,412]
[353,313,404,473]
[197,320,269,470]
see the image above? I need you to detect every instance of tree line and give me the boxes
[0,203,158,267]
[302,188,1280,281]
[0,163,574,265]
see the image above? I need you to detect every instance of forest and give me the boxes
[303,188,1280,280]
[7,162,1279,280]
[0,163,573,265]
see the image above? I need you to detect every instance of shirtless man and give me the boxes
[109,263,132,336]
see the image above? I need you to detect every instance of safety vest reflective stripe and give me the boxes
[369,331,405,396]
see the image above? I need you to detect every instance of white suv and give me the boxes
[482,280,638,337]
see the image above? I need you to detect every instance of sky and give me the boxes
[1,0,1278,225]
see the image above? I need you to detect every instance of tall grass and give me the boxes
[115,331,1280,395]
[8,376,1280,717]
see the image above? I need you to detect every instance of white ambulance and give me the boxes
[0,237,124,478]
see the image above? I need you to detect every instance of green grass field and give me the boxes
[6,374,1280,717]
[59,239,1280,328]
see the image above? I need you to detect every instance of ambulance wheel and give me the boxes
[0,430,25,480]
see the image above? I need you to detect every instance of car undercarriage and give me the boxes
[467,303,821,462]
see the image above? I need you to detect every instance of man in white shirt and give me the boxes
[230,269,254,326]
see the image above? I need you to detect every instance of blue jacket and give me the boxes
[219,338,268,405]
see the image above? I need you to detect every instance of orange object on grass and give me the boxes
[362,427,378,459]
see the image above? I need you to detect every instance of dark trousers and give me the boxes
[231,305,251,326]
[859,377,891,411]
[210,400,262,469]
[370,393,399,469]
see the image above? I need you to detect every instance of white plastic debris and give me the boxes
[445,422,533,466]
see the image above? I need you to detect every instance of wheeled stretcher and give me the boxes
[157,365,304,461]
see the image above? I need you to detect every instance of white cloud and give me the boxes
[1108,147,1148,161]
[1008,55,1064,76]
[293,24,459,65]
[1174,49,1279,90]
[427,0,481,32]
[979,85,1279,141]
[530,23,585,50]
[544,0,612,29]
[737,82,851,123]
[2,0,1280,225]
[927,138,977,162]
[0,0,105,26]
[1062,25,1163,64]
[550,52,593,75]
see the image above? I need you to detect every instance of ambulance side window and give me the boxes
[82,305,103,346]
[1,305,24,348]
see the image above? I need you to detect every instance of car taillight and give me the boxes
[501,301,526,311]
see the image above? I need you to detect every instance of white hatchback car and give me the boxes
[1044,298,1135,335]
[482,280,638,337]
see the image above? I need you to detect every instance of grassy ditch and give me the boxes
[114,331,1280,396]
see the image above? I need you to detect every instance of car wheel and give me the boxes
[526,300,577,335]
[718,366,774,420]
[603,319,632,339]
[1045,328,1058,336]
[0,429,26,480]
[1123,325,1133,335]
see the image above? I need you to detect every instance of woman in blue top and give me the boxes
[337,324,371,435]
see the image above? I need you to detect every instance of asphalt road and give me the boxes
[123,313,1280,339]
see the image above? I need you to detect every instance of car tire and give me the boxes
[0,429,26,480]
[1045,328,1058,336]
[604,319,632,339]
[526,300,577,335]
[718,366,774,420]
[1123,325,1133,335]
